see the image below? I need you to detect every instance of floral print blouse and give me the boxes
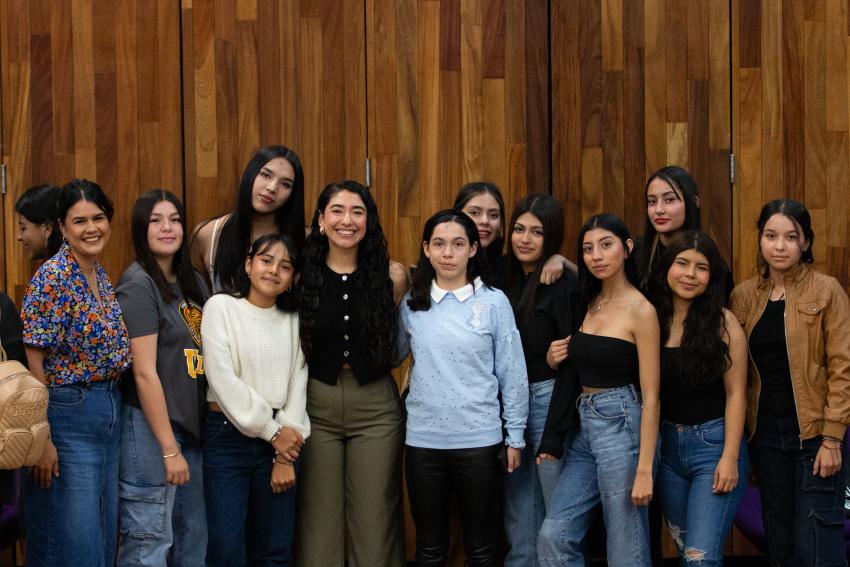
[21,243,131,385]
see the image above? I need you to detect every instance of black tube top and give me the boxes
[570,331,640,388]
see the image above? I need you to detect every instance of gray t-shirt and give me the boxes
[116,262,208,442]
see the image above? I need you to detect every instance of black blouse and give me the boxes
[306,265,392,386]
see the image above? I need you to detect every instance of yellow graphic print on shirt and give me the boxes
[184,349,204,379]
[180,300,204,379]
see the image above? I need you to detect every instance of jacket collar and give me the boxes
[756,262,811,290]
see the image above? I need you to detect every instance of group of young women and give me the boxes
[10,144,850,567]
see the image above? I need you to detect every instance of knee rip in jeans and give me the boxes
[666,521,685,551]
[684,548,706,562]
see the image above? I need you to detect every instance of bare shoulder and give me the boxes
[631,294,658,321]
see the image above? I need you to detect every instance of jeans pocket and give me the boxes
[203,415,229,445]
[48,385,86,407]
[699,424,725,447]
[589,399,626,420]
[801,459,841,494]
[119,481,168,540]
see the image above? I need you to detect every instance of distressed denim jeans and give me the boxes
[656,418,748,566]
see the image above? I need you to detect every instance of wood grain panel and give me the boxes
[733,0,850,289]
[0,0,183,300]
[553,0,733,267]
[181,0,366,229]
[367,0,550,268]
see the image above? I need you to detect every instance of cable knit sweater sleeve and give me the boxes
[274,325,311,439]
[201,295,284,441]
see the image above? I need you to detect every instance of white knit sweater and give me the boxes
[202,294,310,441]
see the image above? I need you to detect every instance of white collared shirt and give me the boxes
[430,276,484,303]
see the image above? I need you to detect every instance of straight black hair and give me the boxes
[131,189,206,306]
[637,166,701,288]
[211,145,305,291]
[57,178,114,223]
[15,184,62,258]
[577,213,638,307]
[756,199,815,277]
[407,209,490,311]
[505,193,564,321]
[231,233,300,312]
[453,182,506,276]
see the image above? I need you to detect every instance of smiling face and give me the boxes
[60,200,111,264]
[17,215,51,260]
[666,248,710,301]
[147,200,183,262]
[251,157,295,215]
[461,192,502,248]
[646,178,687,236]
[245,241,295,303]
[318,190,368,251]
[760,213,808,276]
[581,228,632,281]
[511,212,544,273]
[424,221,478,287]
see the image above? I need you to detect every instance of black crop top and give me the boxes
[660,347,726,425]
[570,331,639,388]
[306,265,391,386]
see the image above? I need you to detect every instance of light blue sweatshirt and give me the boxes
[398,277,529,449]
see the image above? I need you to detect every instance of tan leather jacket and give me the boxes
[730,264,850,441]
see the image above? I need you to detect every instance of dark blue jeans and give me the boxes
[25,380,122,567]
[749,414,847,567]
[203,411,298,567]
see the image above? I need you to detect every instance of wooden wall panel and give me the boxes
[181,0,366,230]
[733,0,850,289]
[0,0,183,299]
[552,0,733,267]
[366,0,550,266]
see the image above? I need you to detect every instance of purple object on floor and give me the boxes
[734,485,850,558]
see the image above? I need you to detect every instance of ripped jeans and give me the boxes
[749,414,847,567]
[656,418,748,566]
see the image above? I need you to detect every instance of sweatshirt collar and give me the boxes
[430,277,483,303]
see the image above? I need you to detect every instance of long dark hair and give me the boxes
[577,213,638,307]
[229,233,300,312]
[637,166,701,288]
[408,210,490,311]
[15,184,63,258]
[755,199,815,278]
[130,190,205,306]
[211,145,305,291]
[453,182,506,276]
[299,181,397,369]
[649,230,730,386]
[505,194,564,321]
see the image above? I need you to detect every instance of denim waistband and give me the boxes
[578,383,641,405]
[661,416,724,432]
[49,379,119,390]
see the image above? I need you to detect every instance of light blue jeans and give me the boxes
[538,384,654,567]
[117,404,207,567]
[25,380,122,567]
[656,418,747,567]
[503,378,567,567]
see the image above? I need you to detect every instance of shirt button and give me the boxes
[341,275,348,282]
[343,294,349,300]
[344,350,350,357]
[344,315,349,321]
[344,334,349,341]
[811,304,817,311]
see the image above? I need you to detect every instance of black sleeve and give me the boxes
[0,293,25,365]
[536,272,584,459]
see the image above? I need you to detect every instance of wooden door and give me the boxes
[551,0,733,264]
[0,0,184,298]
[733,0,850,288]
[366,0,550,265]
[180,0,367,229]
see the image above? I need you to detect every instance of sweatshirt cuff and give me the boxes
[505,428,526,449]
[259,419,282,442]
[822,421,847,442]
